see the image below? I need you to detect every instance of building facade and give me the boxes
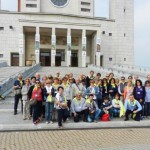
[0,0,134,67]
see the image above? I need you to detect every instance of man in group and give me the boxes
[124,94,142,121]
[71,91,88,122]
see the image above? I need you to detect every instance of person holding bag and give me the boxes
[43,80,55,124]
[13,74,24,115]
[28,79,44,125]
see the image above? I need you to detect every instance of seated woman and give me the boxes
[83,94,101,122]
[112,94,123,117]
[100,97,113,120]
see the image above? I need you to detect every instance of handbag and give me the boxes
[101,113,110,121]
[13,89,21,95]
[29,99,37,106]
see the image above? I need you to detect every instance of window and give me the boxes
[124,33,126,37]
[109,33,112,36]
[124,58,126,61]
[26,4,37,8]
[102,31,105,34]
[124,8,126,13]
[81,8,90,12]
[81,2,90,6]
[0,27,4,30]
[0,54,3,58]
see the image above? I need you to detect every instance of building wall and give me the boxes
[20,0,94,17]
[108,0,134,66]
[0,0,134,68]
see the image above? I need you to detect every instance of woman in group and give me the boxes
[28,79,44,125]
[108,78,118,101]
[21,78,31,120]
[55,86,69,128]
[85,80,99,102]
[124,80,134,101]
[44,80,55,124]
[133,79,145,119]
[102,78,109,99]
[61,77,72,115]
[144,81,150,118]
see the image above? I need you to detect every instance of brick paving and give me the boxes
[0,129,150,150]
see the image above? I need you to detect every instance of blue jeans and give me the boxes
[87,109,101,122]
[57,109,69,126]
[144,102,150,117]
[45,102,54,122]
[113,108,120,117]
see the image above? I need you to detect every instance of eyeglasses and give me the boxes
[121,79,125,80]
[36,82,40,84]
[46,83,50,84]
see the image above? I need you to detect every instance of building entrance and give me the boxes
[71,51,78,67]
[40,52,51,66]
[11,53,19,66]
[55,50,65,67]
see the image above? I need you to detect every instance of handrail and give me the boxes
[0,63,41,96]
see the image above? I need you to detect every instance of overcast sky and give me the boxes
[1,0,150,67]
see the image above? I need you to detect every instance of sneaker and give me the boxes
[58,126,63,128]
[46,121,49,124]
[50,121,53,124]
[23,118,26,120]
[124,118,129,121]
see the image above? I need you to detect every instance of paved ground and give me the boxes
[0,129,150,150]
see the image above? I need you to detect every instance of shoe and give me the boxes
[14,112,17,115]
[94,120,98,123]
[46,121,49,124]
[23,118,26,120]
[27,117,31,120]
[124,118,129,121]
[58,126,63,128]
[50,121,53,124]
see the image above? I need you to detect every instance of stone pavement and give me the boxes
[0,129,150,150]
[1,95,150,132]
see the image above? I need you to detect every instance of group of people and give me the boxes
[13,71,150,128]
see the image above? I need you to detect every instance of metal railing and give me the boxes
[0,61,8,67]
[0,63,41,96]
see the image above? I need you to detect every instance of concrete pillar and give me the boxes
[19,27,25,66]
[51,27,56,66]
[81,29,86,67]
[66,28,71,67]
[35,26,40,64]
[95,30,101,66]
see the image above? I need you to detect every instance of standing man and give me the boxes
[85,71,95,88]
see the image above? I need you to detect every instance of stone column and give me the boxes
[81,29,86,67]
[66,28,71,67]
[35,26,40,64]
[95,30,101,66]
[19,27,25,66]
[51,27,56,66]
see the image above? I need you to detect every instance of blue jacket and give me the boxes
[124,99,142,112]
[85,86,99,99]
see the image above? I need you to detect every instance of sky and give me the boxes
[1,0,150,67]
